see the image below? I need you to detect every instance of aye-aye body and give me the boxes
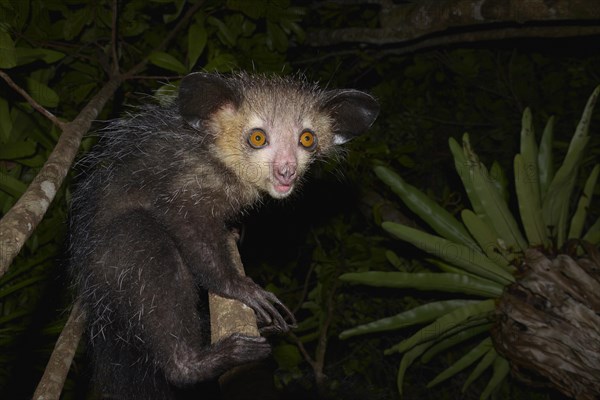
[69,72,379,399]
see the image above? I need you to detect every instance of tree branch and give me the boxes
[308,0,600,47]
[0,70,64,129]
[32,301,85,400]
[210,232,283,399]
[209,232,260,344]
[0,74,123,275]
[0,1,204,275]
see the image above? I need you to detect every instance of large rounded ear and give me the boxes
[178,73,240,130]
[322,89,379,145]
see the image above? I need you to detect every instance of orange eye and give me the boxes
[299,130,316,150]
[248,129,267,148]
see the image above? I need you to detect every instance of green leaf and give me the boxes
[0,31,17,68]
[63,8,90,40]
[569,164,600,239]
[272,343,302,370]
[397,342,433,396]
[385,250,404,270]
[0,142,37,159]
[583,217,600,245]
[15,47,65,66]
[385,300,496,354]
[519,108,541,204]
[543,85,599,247]
[427,337,493,387]
[489,161,509,202]
[382,222,514,284]
[203,52,237,73]
[10,107,55,149]
[463,135,528,253]
[514,154,550,247]
[339,300,478,339]
[450,136,482,214]
[480,356,510,399]
[538,116,555,200]
[427,258,481,277]
[163,0,185,23]
[266,21,288,52]
[187,23,207,70]
[374,165,480,251]
[148,51,187,74]
[0,97,12,142]
[461,209,513,268]
[340,271,504,298]
[208,16,237,47]
[420,323,491,363]
[26,77,60,108]
[0,275,46,298]
[462,347,497,392]
[280,18,305,42]
[0,172,28,197]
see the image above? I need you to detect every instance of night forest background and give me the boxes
[1,1,599,399]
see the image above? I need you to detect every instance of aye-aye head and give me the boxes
[179,72,379,199]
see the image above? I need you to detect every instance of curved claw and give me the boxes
[263,291,297,328]
[223,277,296,334]
[246,291,293,333]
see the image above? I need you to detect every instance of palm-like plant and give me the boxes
[340,86,600,399]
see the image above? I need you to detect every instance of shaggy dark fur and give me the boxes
[69,72,378,399]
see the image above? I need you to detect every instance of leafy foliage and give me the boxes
[0,0,304,397]
[340,87,600,398]
[2,0,600,399]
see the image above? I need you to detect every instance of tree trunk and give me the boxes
[491,247,600,400]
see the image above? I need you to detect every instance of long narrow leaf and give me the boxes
[396,342,433,395]
[339,271,504,298]
[382,222,514,284]
[462,347,497,392]
[519,108,542,204]
[543,85,600,247]
[480,356,510,399]
[514,154,550,246]
[490,161,509,202]
[0,172,28,197]
[583,217,600,245]
[427,337,493,387]
[463,136,528,253]
[461,209,513,268]
[374,166,480,251]
[385,300,496,354]
[339,300,478,339]
[449,136,487,220]
[569,164,600,239]
[538,116,555,200]
[420,323,491,363]
[427,258,483,278]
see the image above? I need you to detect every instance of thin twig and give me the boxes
[111,0,120,75]
[0,70,65,129]
[289,331,317,367]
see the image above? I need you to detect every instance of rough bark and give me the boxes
[209,232,278,400]
[33,301,85,400]
[209,233,261,343]
[491,248,600,400]
[0,1,205,276]
[309,0,600,46]
[0,76,123,276]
